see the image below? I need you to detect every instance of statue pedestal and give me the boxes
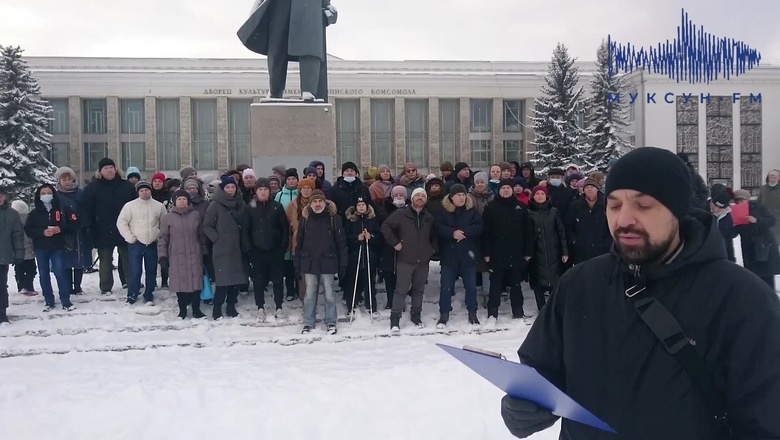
[250,102,335,178]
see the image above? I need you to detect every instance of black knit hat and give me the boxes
[498,179,514,190]
[98,157,115,171]
[605,147,692,220]
[172,190,191,204]
[342,161,358,174]
[285,168,299,180]
[255,177,271,190]
[135,181,152,193]
[454,162,469,176]
[449,183,467,198]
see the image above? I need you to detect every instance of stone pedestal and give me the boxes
[250,102,335,178]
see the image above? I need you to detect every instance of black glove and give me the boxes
[338,267,347,279]
[501,395,558,438]
[158,257,169,271]
[13,258,24,266]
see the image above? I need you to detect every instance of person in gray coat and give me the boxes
[0,188,25,324]
[158,190,208,319]
[203,176,248,320]
[11,200,37,296]
[237,0,338,101]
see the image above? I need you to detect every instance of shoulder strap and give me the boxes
[633,292,731,434]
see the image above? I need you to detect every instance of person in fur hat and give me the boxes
[344,197,381,317]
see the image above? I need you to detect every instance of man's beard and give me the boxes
[613,226,677,264]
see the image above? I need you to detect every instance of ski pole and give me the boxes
[364,229,374,319]
[349,243,363,322]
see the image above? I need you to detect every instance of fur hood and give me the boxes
[345,204,376,221]
[442,194,474,213]
[302,199,338,219]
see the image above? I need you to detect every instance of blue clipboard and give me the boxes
[437,343,617,434]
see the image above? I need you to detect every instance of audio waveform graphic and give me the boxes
[607,9,762,84]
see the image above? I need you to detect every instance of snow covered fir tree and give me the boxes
[585,40,633,171]
[530,42,590,170]
[0,45,57,200]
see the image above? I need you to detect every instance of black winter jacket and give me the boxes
[241,198,289,253]
[528,201,568,289]
[344,205,381,273]
[378,199,402,273]
[519,211,780,439]
[24,189,79,252]
[330,177,372,222]
[735,201,780,278]
[481,196,533,271]
[546,184,577,220]
[381,206,437,267]
[566,193,612,264]
[434,196,483,267]
[294,201,348,275]
[80,175,136,248]
[687,164,710,211]
[715,210,736,263]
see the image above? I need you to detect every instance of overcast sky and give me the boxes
[2,0,779,63]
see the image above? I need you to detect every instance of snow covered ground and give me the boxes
[0,261,559,440]
[2,237,777,440]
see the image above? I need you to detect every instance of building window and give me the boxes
[705,97,733,186]
[503,140,521,163]
[439,99,459,163]
[157,99,180,170]
[122,142,145,170]
[371,99,395,169]
[84,142,107,172]
[470,140,492,169]
[629,135,636,146]
[192,99,217,170]
[470,99,492,133]
[120,99,145,134]
[405,100,428,167]
[82,99,107,134]
[740,99,762,195]
[675,96,699,172]
[47,99,69,134]
[336,99,360,167]
[503,100,523,133]
[49,142,69,167]
[228,99,251,169]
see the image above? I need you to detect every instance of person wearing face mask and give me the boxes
[330,161,372,225]
[759,169,780,246]
[24,184,79,312]
[545,168,575,220]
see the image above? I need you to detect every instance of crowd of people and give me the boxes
[1,155,779,335]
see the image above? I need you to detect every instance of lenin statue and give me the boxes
[237,0,338,102]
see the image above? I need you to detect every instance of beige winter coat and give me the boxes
[116,198,167,245]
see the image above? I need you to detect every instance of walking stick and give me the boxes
[349,243,363,322]
[364,228,374,319]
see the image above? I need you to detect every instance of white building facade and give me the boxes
[28,56,780,193]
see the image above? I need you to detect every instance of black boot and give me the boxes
[487,307,499,319]
[390,312,401,330]
[411,311,424,328]
[213,287,227,320]
[468,310,480,325]
[226,288,239,318]
[176,293,188,319]
[191,292,206,319]
[0,307,8,324]
[72,269,84,295]
[436,312,449,327]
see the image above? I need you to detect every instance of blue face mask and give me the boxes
[549,178,562,187]
[40,194,53,204]
[344,176,356,183]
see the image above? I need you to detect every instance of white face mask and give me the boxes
[344,176,356,183]
[489,179,500,184]
[393,199,406,208]
[40,194,54,204]
[549,178,562,187]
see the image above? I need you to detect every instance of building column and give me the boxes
[523,99,535,162]
[492,98,504,163]
[68,97,82,178]
[180,97,192,168]
[144,97,157,171]
[217,97,229,172]
[394,98,406,172]
[107,97,120,165]
[428,97,440,170]
[359,97,372,169]
[459,98,470,163]
[329,96,341,170]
